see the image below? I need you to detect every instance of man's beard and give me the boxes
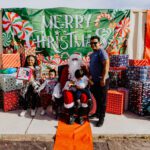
[68,61,81,80]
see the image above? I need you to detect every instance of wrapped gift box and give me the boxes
[0,74,23,92]
[127,66,150,82]
[2,90,20,112]
[109,67,127,88]
[110,54,129,67]
[109,66,127,70]
[128,80,143,114]
[117,88,129,111]
[106,90,124,115]
[0,53,20,69]
[139,81,150,115]
[129,59,149,66]
[128,80,150,115]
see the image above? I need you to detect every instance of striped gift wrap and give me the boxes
[0,53,20,69]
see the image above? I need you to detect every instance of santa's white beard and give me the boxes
[68,61,81,80]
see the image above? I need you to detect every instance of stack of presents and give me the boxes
[0,47,36,112]
[0,53,22,111]
[107,54,150,116]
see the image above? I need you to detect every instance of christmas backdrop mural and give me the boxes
[2,8,130,68]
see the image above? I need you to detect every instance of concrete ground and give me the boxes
[0,108,150,150]
[0,108,149,136]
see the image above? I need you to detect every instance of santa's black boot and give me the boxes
[76,107,89,125]
[67,107,75,125]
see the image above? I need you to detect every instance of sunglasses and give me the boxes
[90,42,98,45]
[72,58,78,61]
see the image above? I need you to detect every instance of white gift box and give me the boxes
[0,73,23,92]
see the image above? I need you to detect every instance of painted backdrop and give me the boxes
[2,8,130,67]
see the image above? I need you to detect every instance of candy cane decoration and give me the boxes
[17,20,33,40]
[2,12,22,35]
[24,40,36,49]
[95,13,112,27]
[2,32,12,47]
[115,18,130,38]
[50,54,64,66]
[60,52,70,60]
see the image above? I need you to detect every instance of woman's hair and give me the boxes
[75,69,84,79]
[24,55,38,67]
[49,69,56,76]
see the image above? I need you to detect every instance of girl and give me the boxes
[19,55,40,117]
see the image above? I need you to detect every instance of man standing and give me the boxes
[89,36,109,127]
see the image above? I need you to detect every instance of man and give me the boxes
[59,53,89,125]
[89,36,109,127]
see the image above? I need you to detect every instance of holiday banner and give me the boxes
[2,8,130,67]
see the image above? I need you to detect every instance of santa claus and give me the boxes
[58,53,90,125]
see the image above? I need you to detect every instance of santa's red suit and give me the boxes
[58,53,89,124]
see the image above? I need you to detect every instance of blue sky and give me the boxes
[0,0,150,9]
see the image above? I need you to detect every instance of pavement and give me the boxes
[0,107,150,137]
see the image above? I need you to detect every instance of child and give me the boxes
[74,69,93,108]
[19,55,40,117]
[37,69,58,115]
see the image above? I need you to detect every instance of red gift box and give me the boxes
[109,66,127,71]
[129,59,149,66]
[106,90,124,115]
[2,90,20,112]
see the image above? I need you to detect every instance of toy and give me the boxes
[16,67,32,80]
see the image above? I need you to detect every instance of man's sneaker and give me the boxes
[96,118,104,127]
[19,110,27,117]
[40,109,46,116]
[31,109,36,117]
[68,115,75,125]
